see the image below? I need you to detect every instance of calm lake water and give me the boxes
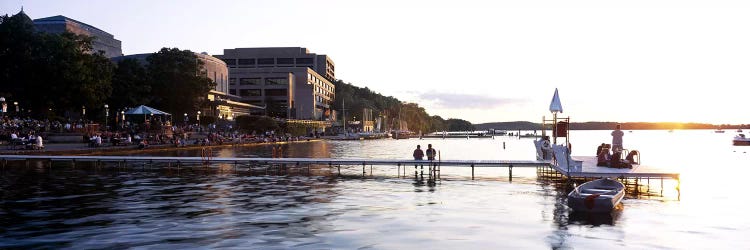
[1,130,748,249]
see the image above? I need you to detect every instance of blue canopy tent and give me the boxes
[124,105,172,125]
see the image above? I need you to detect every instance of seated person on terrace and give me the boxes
[34,135,43,150]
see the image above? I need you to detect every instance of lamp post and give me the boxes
[82,106,86,120]
[197,111,201,132]
[14,101,18,115]
[121,110,125,128]
[184,113,188,126]
[104,104,109,131]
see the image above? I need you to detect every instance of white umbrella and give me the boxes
[549,88,563,114]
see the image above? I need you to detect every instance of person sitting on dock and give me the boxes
[413,145,424,160]
[625,150,639,165]
[597,146,611,167]
[426,144,436,161]
[609,149,632,169]
[596,143,606,156]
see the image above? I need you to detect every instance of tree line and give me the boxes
[0,12,213,122]
[332,80,474,132]
[474,121,750,130]
[2,11,475,131]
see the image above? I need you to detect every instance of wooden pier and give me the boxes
[0,154,679,183]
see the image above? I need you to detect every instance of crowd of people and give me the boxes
[0,116,312,151]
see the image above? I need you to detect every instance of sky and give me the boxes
[3,0,750,124]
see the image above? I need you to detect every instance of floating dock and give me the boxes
[558,156,679,179]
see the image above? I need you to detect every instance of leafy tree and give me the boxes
[431,115,447,132]
[446,118,475,131]
[110,58,150,109]
[331,79,475,132]
[146,48,214,117]
[0,11,113,119]
[235,115,279,133]
[0,12,37,103]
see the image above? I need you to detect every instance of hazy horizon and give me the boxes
[3,0,749,124]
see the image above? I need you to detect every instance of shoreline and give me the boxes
[0,139,323,156]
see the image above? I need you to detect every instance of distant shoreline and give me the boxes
[475,121,749,131]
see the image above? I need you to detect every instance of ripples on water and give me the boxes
[1,130,749,249]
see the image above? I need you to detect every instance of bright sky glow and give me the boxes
[3,0,750,124]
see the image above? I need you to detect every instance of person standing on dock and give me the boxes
[611,124,624,152]
[413,145,424,160]
[426,144,436,161]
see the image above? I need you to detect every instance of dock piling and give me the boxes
[509,165,513,182]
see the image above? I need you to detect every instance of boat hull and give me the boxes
[733,140,750,146]
[567,178,625,213]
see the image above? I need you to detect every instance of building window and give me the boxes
[240,78,261,85]
[258,58,274,65]
[277,58,293,64]
[229,89,236,95]
[296,57,313,64]
[265,89,287,96]
[240,89,262,97]
[222,58,236,65]
[229,78,237,85]
[265,77,288,85]
[238,59,255,65]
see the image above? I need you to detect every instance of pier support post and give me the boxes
[338,165,341,176]
[677,177,681,200]
[398,163,401,177]
[509,165,513,182]
[362,163,366,177]
[661,178,664,195]
[471,164,475,180]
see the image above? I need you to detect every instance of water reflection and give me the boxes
[3,131,749,248]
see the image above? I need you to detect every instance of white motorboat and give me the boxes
[733,134,750,146]
[567,178,625,213]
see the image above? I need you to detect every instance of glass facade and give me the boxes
[277,58,293,64]
[265,89,287,96]
[265,77,288,86]
[296,57,313,64]
[240,78,261,85]
[258,58,274,65]
[239,89,262,97]
[238,59,255,65]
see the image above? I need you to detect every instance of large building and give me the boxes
[33,15,123,58]
[112,52,260,119]
[215,47,335,120]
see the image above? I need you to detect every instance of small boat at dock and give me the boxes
[567,178,625,213]
[733,134,750,146]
